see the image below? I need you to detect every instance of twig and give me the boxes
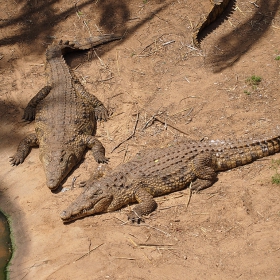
[116,51,120,74]
[139,224,171,236]
[75,243,104,262]
[115,257,136,260]
[109,92,124,99]
[138,34,165,55]
[97,74,114,82]
[83,20,92,37]
[114,216,127,224]
[94,24,103,34]
[137,243,174,247]
[154,116,189,135]
[128,237,138,247]
[249,1,259,8]
[141,112,159,130]
[93,49,105,67]
[162,40,175,46]
[186,183,192,209]
[111,112,139,152]
[88,238,92,254]
[123,144,129,162]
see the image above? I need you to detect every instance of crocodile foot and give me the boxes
[127,210,144,224]
[9,154,25,166]
[22,105,36,121]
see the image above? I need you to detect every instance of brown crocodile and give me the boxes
[61,134,280,223]
[10,35,121,190]
[192,0,232,48]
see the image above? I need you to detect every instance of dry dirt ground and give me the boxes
[0,0,280,279]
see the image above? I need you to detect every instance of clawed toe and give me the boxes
[127,211,144,224]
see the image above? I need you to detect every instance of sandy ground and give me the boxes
[0,0,280,279]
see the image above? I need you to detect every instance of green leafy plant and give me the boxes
[246,75,262,86]
[275,55,280,61]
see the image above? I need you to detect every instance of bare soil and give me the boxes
[1,0,280,279]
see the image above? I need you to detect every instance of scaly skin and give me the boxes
[192,0,231,48]
[61,134,280,223]
[10,35,121,190]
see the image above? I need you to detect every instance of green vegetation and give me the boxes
[275,55,280,61]
[246,75,262,86]
[271,159,280,185]
[245,75,262,93]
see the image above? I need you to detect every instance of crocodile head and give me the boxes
[40,149,78,190]
[60,183,113,223]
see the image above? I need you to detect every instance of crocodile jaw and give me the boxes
[60,187,113,222]
[40,149,78,190]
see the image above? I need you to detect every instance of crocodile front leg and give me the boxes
[127,185,158,223]
[80,135,109,163]
[10,133,39,165]
[23,86,52,121]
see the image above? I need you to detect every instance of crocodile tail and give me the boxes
[213,136,280,171]
[65,34,122,50]
[46,35,121,59]
[192,0,233,48]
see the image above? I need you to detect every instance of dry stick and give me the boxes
[109,92,124,99]
[75,243,104,262]
[186,182,192,209]
[123,144,129,162]
[111,112,139,152]
[162,40,175,46]
[93,49,105,67]
[138,34,165,55]
[115,257,136,260]
[97,75,114,82]
[137,243,174,247]
[83,20,92,37]
[139,224,171,237]
[154,116,189,136]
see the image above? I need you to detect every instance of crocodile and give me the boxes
[192,0,232,48]
[10,35,121,190]
[61,134,280,223]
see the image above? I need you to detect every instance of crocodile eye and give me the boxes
[90,189,103,198]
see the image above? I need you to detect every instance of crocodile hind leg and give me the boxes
[10,133,38,165]
[23,86,52,121]
[80,135,109,163]
[127,186,158,223]
[191,152,218,192]
[71,71,108,121]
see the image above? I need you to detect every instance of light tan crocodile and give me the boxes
[10,35,121,190]
[61,134,280,223]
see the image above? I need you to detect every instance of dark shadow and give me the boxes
[205,0,280,73]
[64,3,170,66]
[99,0,130,32]
[0,0,99,54]
[0,100,25,153]
[0,0,169,68]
